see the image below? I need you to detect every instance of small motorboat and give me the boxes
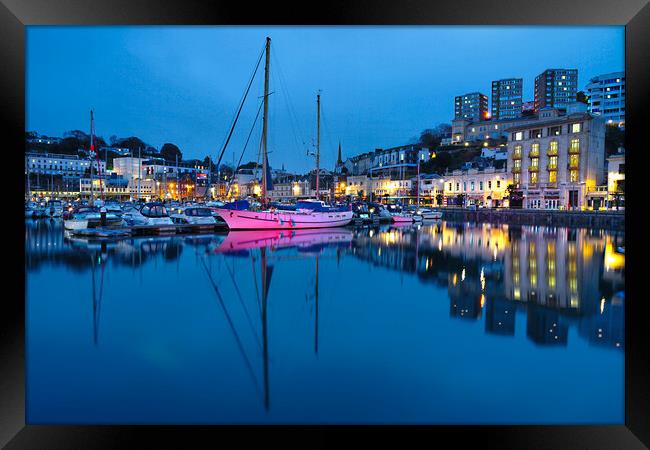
[416,208,443,220]
[391,213,414,224]
[63,206,124,230]
[171,206,218,230]
[45,199,64,218]
[122,202,174,227]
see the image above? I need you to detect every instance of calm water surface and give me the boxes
[25,219,625,424]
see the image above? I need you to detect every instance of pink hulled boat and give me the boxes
[215,200,353,230]
[391,213,414,224]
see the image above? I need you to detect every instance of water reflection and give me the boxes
[25,219,625,423]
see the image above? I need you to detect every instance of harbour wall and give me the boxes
[441,208,625,231]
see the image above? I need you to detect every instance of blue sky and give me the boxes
[27,26,624,172]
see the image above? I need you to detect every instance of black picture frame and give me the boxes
[3,1,647,448]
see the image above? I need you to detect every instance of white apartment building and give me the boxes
[443,166,509,207]
[268,181,311,201]
[506,110,605,210]
[585,72,625,126]
[26,152,106,177]
[79,177,156,199]
[113,157,208,181]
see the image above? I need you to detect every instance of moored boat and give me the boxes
[63,206,123,230]
[171,206,218,230]
[215,200,353,231]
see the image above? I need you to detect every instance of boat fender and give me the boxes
[291,219,296,227]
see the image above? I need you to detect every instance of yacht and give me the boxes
[212,38,353,231]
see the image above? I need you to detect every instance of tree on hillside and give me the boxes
[418,123,452,149]
[576,91,589,105]
[202,155,214,169]
[239,161,260,170]
[63,130,89,140]
[160,143,183,162]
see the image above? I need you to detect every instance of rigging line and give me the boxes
[218,42,265,153]
[225,98,265,196]
[213,42,265,177]
[225,259,264,353]
[271,49,307,150]
[200,256,264,400]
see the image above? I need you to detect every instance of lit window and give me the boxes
[570,139,580,152]
[571,123,582,133]
[514,131,523,141]
[570,170,579,182]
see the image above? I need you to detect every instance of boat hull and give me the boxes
[214,208,353,230]
[391,214,414,223]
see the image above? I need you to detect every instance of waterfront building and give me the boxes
[342,175,370,198]
[268,180,311,201]
[113,156,207,181]
[534,69,578,111]
[342,151,374,176]
[26,152,105,177]
[585,71,625,126]
[506,108,605,209]
[112,157,144,180]
[369,145,431,179]
[417,173,444,203]
[26,135,62,145]
[442,166,509,207]
[480,147,508,161]
[606,151,625,201]
[370,177,413,199]
[455,92,489,121]
[452,115,538,144]
[585,149,624,210]
[79,177,156,200]
[491,78,523,120]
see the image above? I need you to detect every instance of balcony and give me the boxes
[547,163,557,170]
[513,150,522,159]
[568,146,580,155]
[512,167,521,173]
[529,149,539,157]
[568,161,579,169]
[528,166,539,172]
[547,147,558,156]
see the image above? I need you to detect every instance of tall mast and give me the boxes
[416,155,421,207]
[316,93,321,197]
[90,109,104,203]
[261,37,271,201]
[138,146,141,200]
[90,110,94,205]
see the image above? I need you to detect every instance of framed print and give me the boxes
[2,0,648,448]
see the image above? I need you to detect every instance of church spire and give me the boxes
[336,140,343,166]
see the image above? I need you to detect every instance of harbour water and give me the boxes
[25,219,625,424]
